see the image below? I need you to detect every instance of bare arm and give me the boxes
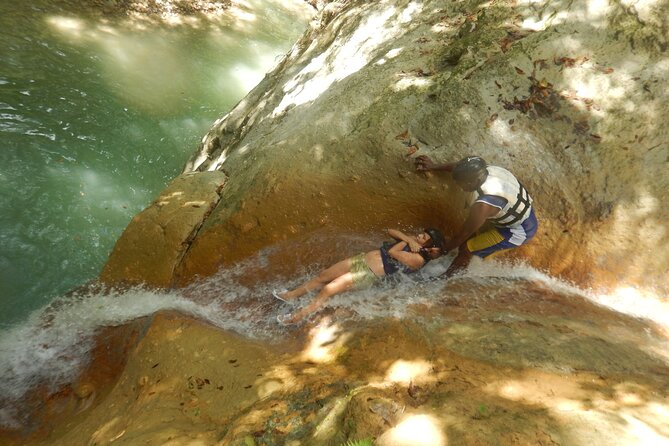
[443,202,500,252]
[387,229,421,252]
[415,155,455,172]
[388,241,426,271]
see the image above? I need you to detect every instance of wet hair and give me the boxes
[424,227,446,252]
[452,156,487,182]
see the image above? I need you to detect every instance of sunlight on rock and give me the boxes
[621,0,663,22]
[399,2,421,23]
[312,396,349,441]
[593,285,669,331]
[90,416,123,445]
[561,66,627,115]
[377,414,446,446]
[261,364,297,398]
[586,0,613,19]
[385,359,433,385]
[489,377,669,443]
[392,76,433,91]
[518,0,612,30]
[256,378,283,399]
[615,387,644,406]
[598,187,668,298]
[554,399,586,412]
[486,377,587,408]
[238,144,251,155]
[376,48,403,65]
[312,144,324,161]
[386,48,403,59]
[274,3,423,115]
[487,118,541,151]
[301,318,351,363]
[183,201,206,208]
[618,411,669,445]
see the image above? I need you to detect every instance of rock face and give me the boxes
[17,284,669,446]
[101,172,226,288]
[104,0,669,293]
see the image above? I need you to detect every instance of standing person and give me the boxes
[415,155,538,277]
[274,228,445,325]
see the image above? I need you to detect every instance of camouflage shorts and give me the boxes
[350,253,379,290]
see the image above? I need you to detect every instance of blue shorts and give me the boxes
[466,209,538,258]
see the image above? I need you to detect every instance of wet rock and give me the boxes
[95,0,667,292]
[101,172,226,288]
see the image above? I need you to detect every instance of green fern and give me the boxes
[342,439,374,446]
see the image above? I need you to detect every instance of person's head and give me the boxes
[416,227,446,259]
[452,156,488,191]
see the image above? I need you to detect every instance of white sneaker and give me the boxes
[277,313,295,325]
[272,289,288,303]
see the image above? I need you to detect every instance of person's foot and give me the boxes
[272,289,288,303]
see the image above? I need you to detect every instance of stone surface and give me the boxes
[100,172,226,288]
[13,281,669,446]
[172,0,668,292]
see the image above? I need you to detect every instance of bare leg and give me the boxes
[280,257,353,301]
[443,244,473,278]
[285,272,355,323]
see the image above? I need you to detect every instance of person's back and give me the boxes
[466,165,533,228]
[415,154,538,276]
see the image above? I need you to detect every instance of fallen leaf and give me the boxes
[406,145,418,156]
[514,66,525,75]
[574,120,590,134]
[600,67,614,74]
[408,382,422,398]
[395,130,409,140]
[533,59,548,70]
[554,56,576,67]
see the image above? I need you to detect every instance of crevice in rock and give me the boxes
[169,180,227,288]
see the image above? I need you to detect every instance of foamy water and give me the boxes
[1,244,667,428]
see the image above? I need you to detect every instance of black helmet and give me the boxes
[424,227,446,251]
[452,156,487,182]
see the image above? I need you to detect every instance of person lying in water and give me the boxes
[274,228,446,325]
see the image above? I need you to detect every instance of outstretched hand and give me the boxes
[414,155,435,172]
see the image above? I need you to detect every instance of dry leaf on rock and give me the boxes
[395,130,409,140]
